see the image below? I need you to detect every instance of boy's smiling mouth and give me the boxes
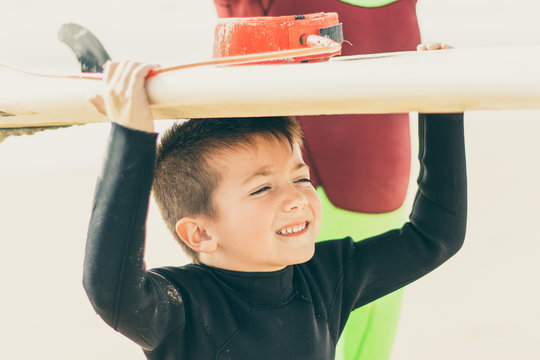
[276,221,310,236]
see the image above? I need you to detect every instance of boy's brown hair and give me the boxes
[153,117,304,263]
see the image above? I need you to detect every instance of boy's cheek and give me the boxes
[310,193,323,235]
[312,190,322,213]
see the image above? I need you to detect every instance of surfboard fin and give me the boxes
[0,23,105,141]
[58,23,111,73]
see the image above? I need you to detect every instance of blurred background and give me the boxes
[1,0,539,358]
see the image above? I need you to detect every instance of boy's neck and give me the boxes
[201,263,296,305]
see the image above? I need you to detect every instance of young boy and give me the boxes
[84,43,466,359]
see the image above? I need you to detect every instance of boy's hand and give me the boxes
[416,42,453,51]
[89,61,158,133]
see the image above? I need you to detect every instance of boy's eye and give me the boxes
[250,186,271,196]
[295,178,312,184]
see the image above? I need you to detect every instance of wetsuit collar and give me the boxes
[202,264,296,306]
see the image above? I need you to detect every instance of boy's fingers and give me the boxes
[111,61,152,97]
[130,63,159,89]
[108,61,129,93]
[104,61,158,89]
[417,42,454,51]
[120,61,142,86]
[88,94,107,115]
[103,61,118,83]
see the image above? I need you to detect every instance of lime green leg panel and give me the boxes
[316,188,408,360]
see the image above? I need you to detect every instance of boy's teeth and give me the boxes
[278,223,306,235]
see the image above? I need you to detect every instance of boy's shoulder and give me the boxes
[296,237,357,287]
[149,264,256,315]
[149,264,215,293]
[311,237,356,266]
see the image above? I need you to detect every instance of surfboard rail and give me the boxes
[2,46,540,128]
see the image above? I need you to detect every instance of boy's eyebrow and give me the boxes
[243,163,308,184]
[294,163,309,172]
[244,166,272,184]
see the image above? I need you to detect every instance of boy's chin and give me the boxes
[287,243,316,265]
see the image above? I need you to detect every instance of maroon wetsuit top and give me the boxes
[213,0,420,213]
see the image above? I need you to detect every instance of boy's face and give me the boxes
[201,135,321,272]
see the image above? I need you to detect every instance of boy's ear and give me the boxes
[175,217,217,254]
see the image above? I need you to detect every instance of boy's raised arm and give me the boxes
[321,44,468,312]
[331,111,467,312]
[83,62,185,350]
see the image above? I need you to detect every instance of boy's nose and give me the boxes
[283,186,308,212]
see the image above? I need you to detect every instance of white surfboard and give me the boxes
[1,46,540,128]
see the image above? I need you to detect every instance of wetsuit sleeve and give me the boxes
[336,113,467,310]
[83,123,185,350]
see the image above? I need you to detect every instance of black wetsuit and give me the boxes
[83,114,467,360]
